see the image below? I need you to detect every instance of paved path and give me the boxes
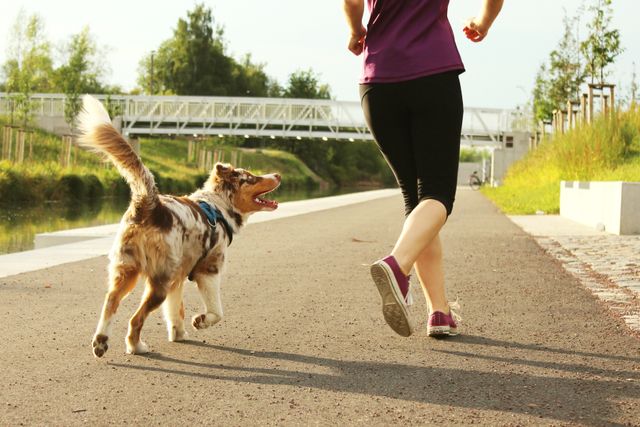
[0,190,638,426]
[511,215,640,334]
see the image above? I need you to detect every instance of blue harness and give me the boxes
[197,200,234,245]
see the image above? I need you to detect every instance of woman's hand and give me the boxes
[348,25,367,55]
[463,18,490,43]
[463,0,503,43]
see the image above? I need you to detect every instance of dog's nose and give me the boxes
[274,173,281,181]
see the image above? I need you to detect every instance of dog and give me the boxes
[77,95,281,357]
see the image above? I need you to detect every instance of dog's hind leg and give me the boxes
[92,264,140,358]
[192,273,224,330]
[126,278,168,354]
[163,282,186,342]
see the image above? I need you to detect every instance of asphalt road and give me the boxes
[1,190,638,426]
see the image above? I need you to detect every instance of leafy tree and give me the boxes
[54,26,105,130]
[2,11,54,126]
[580,0,623,84]
[231,54,271,97]
[532,12,585,122]
[283,69,331,99]
[138,4,235,96]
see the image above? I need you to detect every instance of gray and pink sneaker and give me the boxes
[370,255,413,337]
[427,310,459,337]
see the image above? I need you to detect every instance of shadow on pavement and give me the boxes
[109,341,639,426]
[455,334,640,363]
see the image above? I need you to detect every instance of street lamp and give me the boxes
[150,50,155,95]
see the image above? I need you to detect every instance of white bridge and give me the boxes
[0,93,520,146]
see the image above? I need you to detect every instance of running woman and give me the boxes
[343,0,504,337]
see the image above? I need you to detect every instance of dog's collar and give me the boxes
[197,200,234,246]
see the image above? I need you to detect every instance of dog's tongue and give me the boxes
[254,196,278,209]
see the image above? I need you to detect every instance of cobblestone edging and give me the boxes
[534,235,640,334]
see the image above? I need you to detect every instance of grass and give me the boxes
[139,138,323,189]
[0,121,323,204]
[482,106,640,214]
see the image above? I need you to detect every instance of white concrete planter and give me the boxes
[560,181,640,235]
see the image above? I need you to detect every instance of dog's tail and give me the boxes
[77,95,158,207]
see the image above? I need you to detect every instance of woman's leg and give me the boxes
[391,72,464,312]
[360,84,418,216]
[413,234,449,313]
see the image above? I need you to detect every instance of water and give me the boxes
[0,185,378,255]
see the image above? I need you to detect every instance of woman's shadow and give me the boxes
[110,335,639,426]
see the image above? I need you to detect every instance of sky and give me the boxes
[0,0,638,109]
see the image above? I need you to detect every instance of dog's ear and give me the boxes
[215,162,233,177]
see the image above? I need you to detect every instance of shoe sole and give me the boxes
[370,262,413,337]
[427,326,458,337]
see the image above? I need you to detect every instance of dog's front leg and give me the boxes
[192,273,224,330]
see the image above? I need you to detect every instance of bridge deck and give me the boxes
[0,93,519,145]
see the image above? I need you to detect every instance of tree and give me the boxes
[1,11,53,126]
[138,4,235,96]
[231,54,271,97]
[580,0,623,84]
[54,27,105,130]
[283,69,331,99]
[532,12,585,122]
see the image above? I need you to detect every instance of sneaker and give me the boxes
[370,255,413,337]
[427,310,459,337]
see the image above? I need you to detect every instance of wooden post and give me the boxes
[588,85,594,124]
[15,129,25,164]
[566,101,573,129]
[609,85,615,114]
[27,131,34,161]
[61,135,72,168]
[2,126,14,160]
[198,149,205,169]
[188,140,193,162]
[205,151,212,171]
[603,95,609,118]
[581,94,588,125]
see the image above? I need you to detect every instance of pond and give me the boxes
[0,185,378,255]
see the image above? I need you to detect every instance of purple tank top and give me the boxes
[361,0,464,84]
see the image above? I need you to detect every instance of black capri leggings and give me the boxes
[360,71,463,217]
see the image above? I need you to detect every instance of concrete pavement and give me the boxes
[0,189,638,426]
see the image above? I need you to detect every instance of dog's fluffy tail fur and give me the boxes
[77,95,158,207]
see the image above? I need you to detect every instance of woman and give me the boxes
[343,0,503,337]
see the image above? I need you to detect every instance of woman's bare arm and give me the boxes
[343,0,366,55]
[463,0,504,43]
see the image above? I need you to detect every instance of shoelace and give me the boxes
[449,298,462,322]
[404,274,414,306]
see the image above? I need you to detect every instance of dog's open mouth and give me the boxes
[253,189,278,210]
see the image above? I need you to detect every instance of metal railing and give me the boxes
[0,93,518,144]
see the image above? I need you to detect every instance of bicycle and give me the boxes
[468,171,484,190]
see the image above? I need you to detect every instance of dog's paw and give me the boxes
[125,340,149,355]
[192,312,222,330]
[92,334,109,358]
[168,326,187,342]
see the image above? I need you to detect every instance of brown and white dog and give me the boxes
[77,95,281,357]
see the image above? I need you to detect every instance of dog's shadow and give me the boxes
[109,336,640,425]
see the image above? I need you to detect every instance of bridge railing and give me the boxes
[0,93,519,144]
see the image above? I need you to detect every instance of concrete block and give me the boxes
[560,181,640,235]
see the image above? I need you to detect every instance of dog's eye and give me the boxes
[240,175,256,185]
